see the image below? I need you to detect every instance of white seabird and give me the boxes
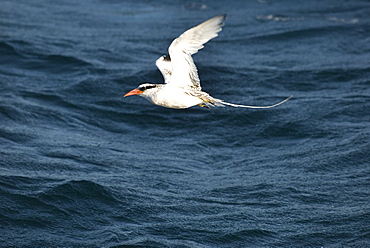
[124,14,292,109]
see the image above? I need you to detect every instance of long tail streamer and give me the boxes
[220,96,293,108]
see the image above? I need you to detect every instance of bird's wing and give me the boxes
[166,14,226,89]
[155,55,172,84]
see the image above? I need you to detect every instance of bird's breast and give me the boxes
[148,87,203,109]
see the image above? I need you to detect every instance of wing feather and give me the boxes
[155,55,172,84]
[166,14,226,89]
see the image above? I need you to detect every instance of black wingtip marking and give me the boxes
[163,54,171,61]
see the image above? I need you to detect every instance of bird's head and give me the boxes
[124,83,158,97]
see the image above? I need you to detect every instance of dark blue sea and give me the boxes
[1,0,369,247]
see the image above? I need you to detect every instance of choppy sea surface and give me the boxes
[1,0,369,247]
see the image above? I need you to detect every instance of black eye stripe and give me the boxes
[139,85,157,91]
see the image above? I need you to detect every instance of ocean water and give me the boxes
[1,0,370,247]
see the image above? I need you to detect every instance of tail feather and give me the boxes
[217,96,293,108]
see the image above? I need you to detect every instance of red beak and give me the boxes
[124,88,143,97]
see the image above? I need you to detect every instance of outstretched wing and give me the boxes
[165,14,226,89]
[155,55,172,84]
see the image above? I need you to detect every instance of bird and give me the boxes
[124,14,292,109]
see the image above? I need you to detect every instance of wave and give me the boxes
[0,40,93,78]
[0,41,23,56]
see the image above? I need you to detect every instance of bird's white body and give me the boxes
[141,84,204,109]
[124,15,291,109]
